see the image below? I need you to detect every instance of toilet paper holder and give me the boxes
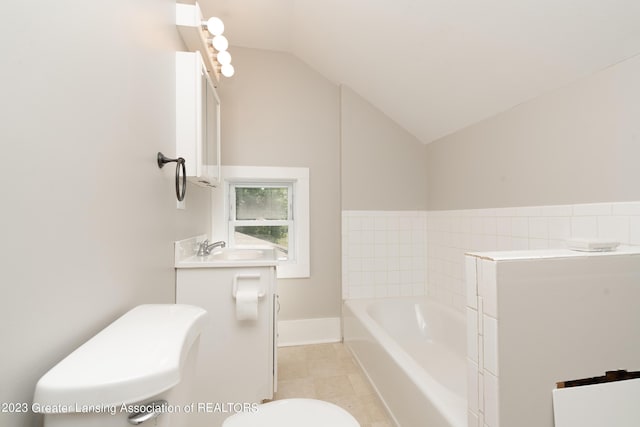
[232,273,265,299]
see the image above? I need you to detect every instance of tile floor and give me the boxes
[274,342,394,427]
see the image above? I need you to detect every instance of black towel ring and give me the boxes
[157,152,186,201]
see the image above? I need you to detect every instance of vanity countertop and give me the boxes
[175,235,278,268]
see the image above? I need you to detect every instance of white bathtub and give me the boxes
[343,297,467,427]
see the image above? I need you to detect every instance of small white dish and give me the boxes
[566,238,620,252]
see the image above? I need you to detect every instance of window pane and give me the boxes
[235,226,289,260]
[235,187,289,220]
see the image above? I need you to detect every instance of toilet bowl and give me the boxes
[222,398,360,427]
[33,304,208,427]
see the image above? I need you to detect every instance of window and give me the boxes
[212,166,310,278]
[230,183,294,262]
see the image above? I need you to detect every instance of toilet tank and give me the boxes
[33,304,208,427]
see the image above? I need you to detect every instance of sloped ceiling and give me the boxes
[198,0,640,144]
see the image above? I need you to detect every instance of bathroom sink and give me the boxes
[209,249,266,261]
[175,247,277,268]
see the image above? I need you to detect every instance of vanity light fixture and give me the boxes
[210,35,229,52]
[216,50,232,65]
[203,16,224,36]
[220,63,235,78]
[176,2,235,81]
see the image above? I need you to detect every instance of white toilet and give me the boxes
[222,398,360,427]
[33,303,360,427]
[33,304,208,427]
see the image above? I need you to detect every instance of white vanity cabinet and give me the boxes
[176,262,277,426]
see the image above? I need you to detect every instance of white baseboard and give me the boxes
[277,317,342,347]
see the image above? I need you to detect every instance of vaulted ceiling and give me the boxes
[198,0,640,144]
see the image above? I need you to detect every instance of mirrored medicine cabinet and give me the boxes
[176,51,221,187]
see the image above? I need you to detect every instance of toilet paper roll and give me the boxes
[235,282,259,321]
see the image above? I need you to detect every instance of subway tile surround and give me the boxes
[342,202,640,311]
[426,201,640,312]
[341,211,427,299]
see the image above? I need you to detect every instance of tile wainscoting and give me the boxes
[343,201,640,313]
[341,211,427,299]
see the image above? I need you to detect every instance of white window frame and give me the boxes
[229,182,295,262]
[212,166,310,278]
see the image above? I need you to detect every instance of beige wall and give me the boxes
[341,87,428,211]
[0,1,211,426]
[217,47,342,320]
[426,54,640,210]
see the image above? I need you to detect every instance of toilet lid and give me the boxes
[222,398,360,427]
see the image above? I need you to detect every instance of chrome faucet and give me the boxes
[197,239,226,256]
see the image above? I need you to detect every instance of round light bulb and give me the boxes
[216,50,232,65]
[205,17,224,36]
[221,63,235,78]
[211,35,229,52]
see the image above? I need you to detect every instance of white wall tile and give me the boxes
[528,217,548,239]
[468,410,479,427]
[374,285,389,297]
[360,287,374,298]
[471,234,484,251]
[470,217,483,234]
[452,294,465,312]
[548,239,567,249]
[400,284,413,296]
[374,216,387,230]
[572,203,612,216]
[511,217,529,237]
[478,372,484,414]
[456,216,472,234]
[630,217,640,245]
[361,217,374,230]
[479,260,497,318]
[342,211,427,299]
[511,237,529,250]
[387,285,400,297]
[372,230,385,245]
[361,244,374,258]
[347,216,362,230]
[483,315,499,376]
[413,283,426,296]
[483,235,499,251]
[496,217,512,236]
[468,360,480,414]
[345,201,640,309]
[541,205,573,216]
[612,202,640,215]
[348,229,362,243]
[465,256,478,309]
[548,217,571,240]
[516,206,542,217]
[477,297,484,336]
[484,372,499,427]
[373,244,386,258]
[571,216,598,238]
[483,217,498,235]
[478,334,484,370]
[361,230,375,244]
[373,271,387,284]
[496,236,512,250]
[597,215,630,242]
[467,308,479,363]
[528,238,549,250]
